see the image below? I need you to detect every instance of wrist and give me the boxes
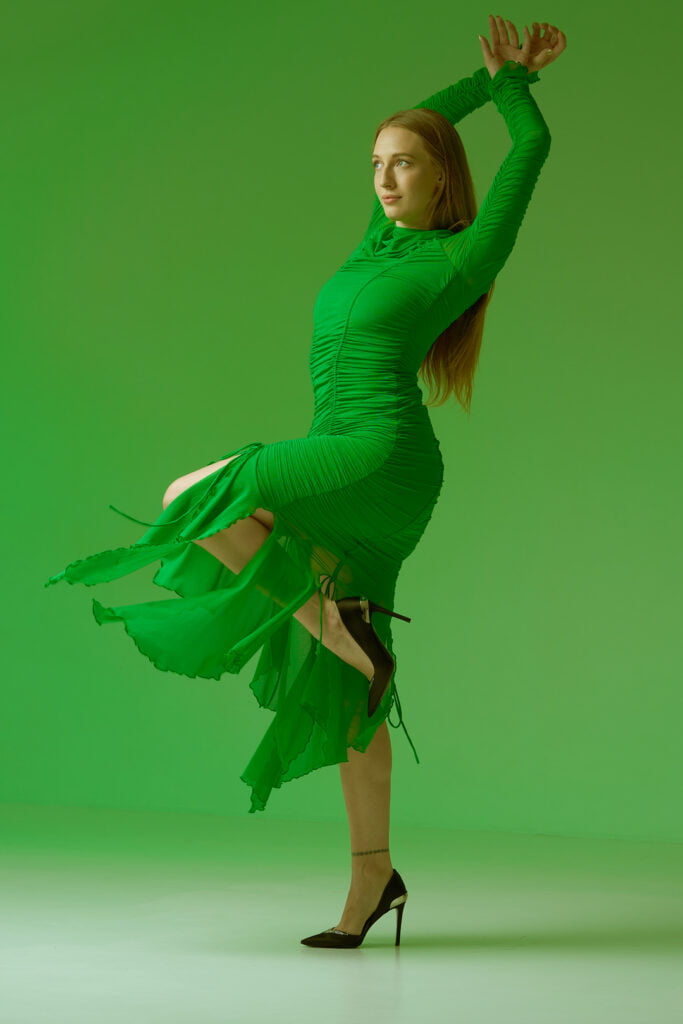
[490,59,532,84]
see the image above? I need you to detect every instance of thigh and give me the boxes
[162,455,274,529]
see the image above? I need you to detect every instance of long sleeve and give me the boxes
[441,60,551,295]
[361,64,541,241]
[411,63,539,123]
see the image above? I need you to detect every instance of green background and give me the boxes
[4,0,681,840]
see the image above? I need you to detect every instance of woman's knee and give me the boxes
[161,455,242,510]
[162,480,183,510]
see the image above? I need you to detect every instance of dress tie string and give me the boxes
[387,683,420,764]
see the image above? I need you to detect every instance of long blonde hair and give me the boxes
[373,107,495,414]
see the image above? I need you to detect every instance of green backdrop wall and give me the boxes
[4,0,681,841]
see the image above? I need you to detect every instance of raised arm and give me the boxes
[412,63,539,123]
[440,60,551,296]
[362,64,541,241]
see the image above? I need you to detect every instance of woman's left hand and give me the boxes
[525,20,567,71]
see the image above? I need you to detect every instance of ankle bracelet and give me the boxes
[351,847,389,856]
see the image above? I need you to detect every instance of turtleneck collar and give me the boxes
[393,224,448,236]
[362,219,452,257]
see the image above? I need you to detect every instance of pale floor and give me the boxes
[0,803,681,1024]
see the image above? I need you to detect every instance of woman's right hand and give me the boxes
[479,15,532,79]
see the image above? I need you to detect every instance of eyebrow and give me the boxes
[371,151,416,159]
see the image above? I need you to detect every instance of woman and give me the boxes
[45,16,566,947]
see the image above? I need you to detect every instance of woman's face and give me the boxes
[372,126,443,230]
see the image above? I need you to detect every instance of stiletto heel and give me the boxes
[300,869,408,948]
[335,595,412,716]
[394,899,405,946]
[367,601,412,624]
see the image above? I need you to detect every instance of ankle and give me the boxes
[350,847,392,877]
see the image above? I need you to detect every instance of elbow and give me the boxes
[525,125,551,147]
[520,126,551,166]
[510,125,551,163]
[531,125,552,155]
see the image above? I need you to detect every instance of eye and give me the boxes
[372,159,410,169]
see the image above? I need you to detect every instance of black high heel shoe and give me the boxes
[335,596,412,716]
[300,869,408,948]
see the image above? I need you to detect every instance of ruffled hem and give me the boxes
[43,440,419,813]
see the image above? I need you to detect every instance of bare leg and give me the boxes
[192,520,374,678]
[194,515,394,932]
[165,457,393,934]
[162,463,373,679]
[333,721,394,933]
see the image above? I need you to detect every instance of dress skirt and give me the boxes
[44,427,444,814]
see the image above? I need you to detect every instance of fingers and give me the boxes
[489,13,512,47]
[506,17,520,48]
[487,14,500,46]
[485,14,565,63]
[533,21,568,57]
[488,14,532,56]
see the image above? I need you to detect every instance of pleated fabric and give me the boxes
[44,60,550,814]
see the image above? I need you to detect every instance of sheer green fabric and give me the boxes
[44,60,550,814]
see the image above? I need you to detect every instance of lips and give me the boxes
[383,195,400,200]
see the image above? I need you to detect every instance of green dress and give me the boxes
[44,60,550,814]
